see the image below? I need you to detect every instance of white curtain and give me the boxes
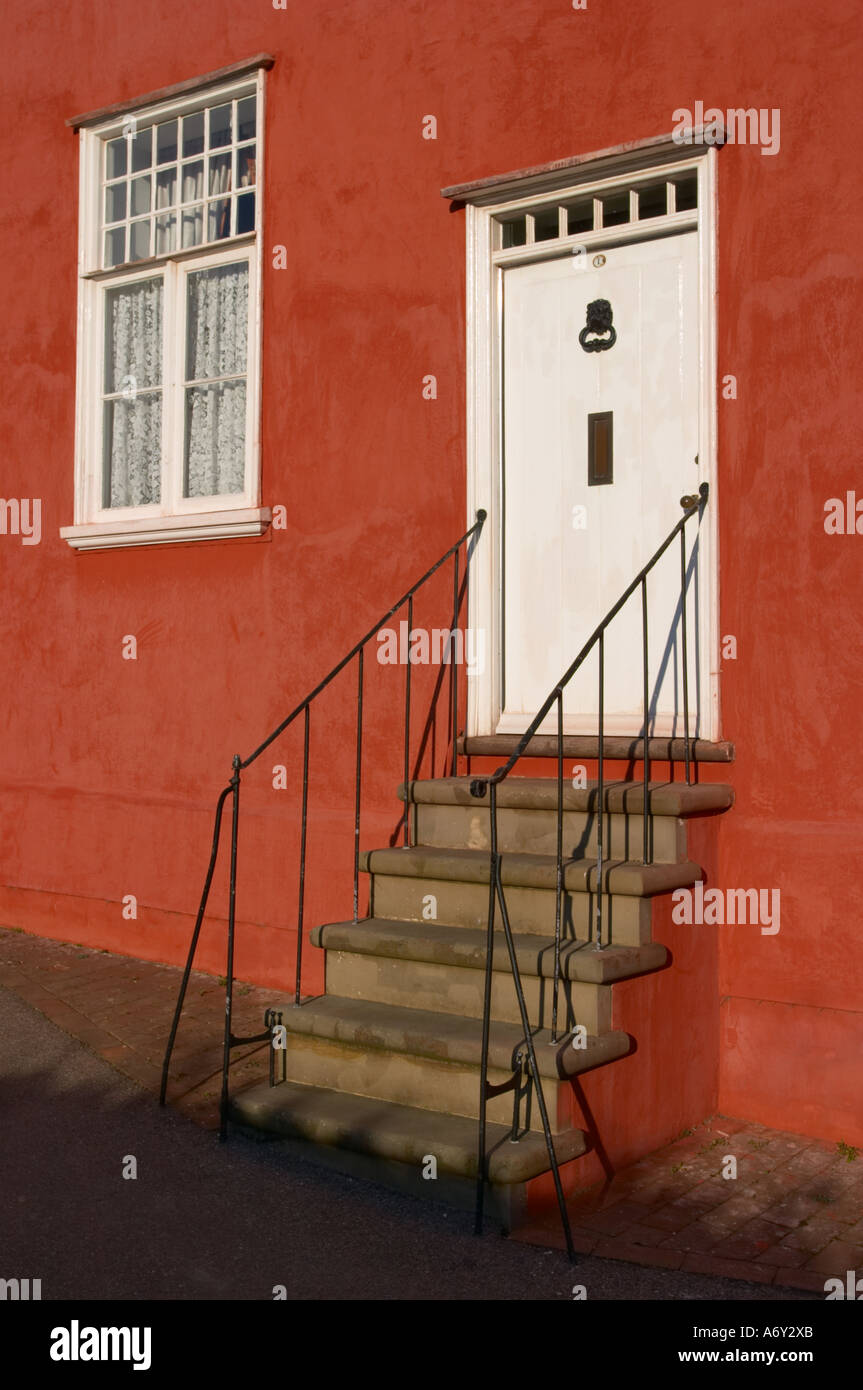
[182,161,204,203]
[181,162,205,247]
[184,262,248,497]
[103,277,163,507]
[209,155,232,196]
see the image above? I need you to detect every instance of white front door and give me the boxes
[499,231,704,736]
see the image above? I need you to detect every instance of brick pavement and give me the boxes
[1,925,860,1293]
[515,1116,863,1293]
[0,926,291,1129]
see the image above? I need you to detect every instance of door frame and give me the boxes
[463,137,720,742]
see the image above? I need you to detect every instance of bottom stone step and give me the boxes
[229,1078,587,1185]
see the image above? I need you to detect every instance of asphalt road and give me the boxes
[0,987,814,1302]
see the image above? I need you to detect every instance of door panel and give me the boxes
[500,232,702,735]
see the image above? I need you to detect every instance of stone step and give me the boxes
[312,918,666,984]
[323,949,611,1031]
[229,1079,588,1186]
[410,796,685,862]
[313,919,664,1030]
[362,845,701,896]
[459,734,735,763]
[371,868,653,944]
[267,995,629,1131]
[274,994,628,1080]
[403,777,734,815]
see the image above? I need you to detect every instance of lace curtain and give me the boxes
[104,277,163,507]
[103,262,247,507]
[184,263,248,498]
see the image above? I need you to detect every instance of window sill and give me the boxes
[82,231,256,280]
[60,506,272,552]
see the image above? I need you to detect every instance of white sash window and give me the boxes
[62,62,270,550]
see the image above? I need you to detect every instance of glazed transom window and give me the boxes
[102,95,258,268]
[493,172,698,250]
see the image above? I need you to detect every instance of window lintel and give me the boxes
[67,54,274,132]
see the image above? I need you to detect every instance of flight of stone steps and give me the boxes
[229,775,733,1227]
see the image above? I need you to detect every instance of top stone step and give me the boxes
[401,778,734,817]
[458,735,734,763]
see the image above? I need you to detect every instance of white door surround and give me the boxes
[455,136,719,742]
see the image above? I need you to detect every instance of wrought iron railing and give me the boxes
[160,510,487,1134]
[159,485,707,1262]
[468,482,709,1255]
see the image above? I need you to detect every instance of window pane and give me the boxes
[184,381,246,497]
[156,166,177,209]
[601,191,629,227]
[236,192,255,234]
[209,103,232,149]
[237,96,256,142]
[105,183,126,224]
[129,218,151,261]
[208,198,232,241]
[500,217,526,248]
[184,261,248,497]
[104,227,126,268]
[155,213,176,254]
[237,144,256,188]
[106,138,127,180]
[182,160,204,203]
[209,152,232,196]
[533,206,559,241]
[181,204,203,248]
[182,111,204,158]
[104,278,163,393]
[185,262,248,381]
[156,120,178,165]
[672,174,698,211]
[131,175,151,216]
[638,183,667,219]
[130,127,152,173]
[102,277,163,508]
[103,394,162,506]
[566,200,593,235]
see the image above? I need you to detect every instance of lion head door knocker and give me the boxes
[579,298,617,353]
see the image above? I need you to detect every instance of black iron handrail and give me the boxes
[468,482,708,1255]
[159,487,707,1263]
[160,510,487,1135]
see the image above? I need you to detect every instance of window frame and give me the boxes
[63,67,268,551]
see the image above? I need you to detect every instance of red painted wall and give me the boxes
[1,0,861,1152]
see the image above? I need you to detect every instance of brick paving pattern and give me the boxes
[516,1117,863,1293]
[0,926,291,1129]
[1,925,860,1293]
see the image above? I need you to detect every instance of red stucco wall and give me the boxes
[1,0,861,1153]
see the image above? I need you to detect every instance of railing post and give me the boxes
[641,575,650,865]
[595,631,605,949]
[474,780,498,1236]
[219,753,241,1142]
[295,703,310,1005]
[354,649,364,923]
[509,1048,527,1140]
[551,690,563,1043]
[160,783,232,1107]
[451,548,459,778]
[680,527,691,784]
[492,843,576,1261]
[404,596,412,846]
